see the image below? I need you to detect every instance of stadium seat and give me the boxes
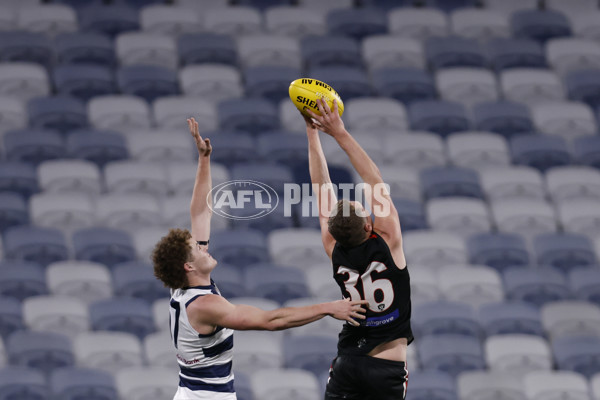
[55,32,115,66]
[408,370,457,400]
[570,268,600,305]
[73,331,143,374]
[0,6,14,31]
[479,301,544,336]
[439,265,504,307]
[409,265,442,305]
[177,33,237,66]
[79,5,139,37]
[371,68,437,105]
[425,36,486,69]
[115,366,176,400]
[409,100,470,137]
[96,193,161,232]
[23,295,89,339]
[268,228,328,268]
[250,368,320,400]
[413,301,480,338]
[89,297,154,339]
[53,64,116,101]
[204,6,262,36]
[392,198,428,232]
[165,161,229,197]
[531,101,597,140]
[7,330,74,374]
[510,135,571,171]
[566,70,600,108]
[490,198,557,239]
[511,10,572,43]
[120,0,167,8]
[534,233,597,272]
[486,37,546,71]
[88,95,151,132]
[179,64,243,101]
[0,367,47,400]
[504,267,570,307]
[388,8,449,41]
[480,166,546,201]
[72,227,136,268]
[210,229,269,268]
[131,227,166,262]
[436,67,499,108]
[38,159,102,195]
[230,162,292,194]
[210,263,245,298]
[46,260,112,304]
[0,31,53,67]
[0,295,23,340]
[283,335,337,377]
[383,131,446,170]
[125,130,194,163]
[0,96,27,134]
[458,370,527,400]
[345,97,408,132]
[547,38,600,75]
[112,261,168,303]
[547,166,600,203]
[140,4,201,36]
[542,301,600,339]
[245,264,308,304]
[0,261,46,301]
[0,192,27,232]
[238,35,301,69]
[500,68,565,105]
[308,66,371,100]
[418,334,484,376]
[3,226,68,267]
[426,197,490,237]
[326,8,387,40]
[174,0,229,11]
[420,166,483,200]
[104,161,168,196]
[257,133,307,166]
[50,367,118,400]
[17,4,77,37]
[553,335,600,378]
[118,64,179,102]
[0,62,50,102]
[557,199,600,238]
[244,66,301,102]
[403,230,468,268]
[547,0,598,18]
[0,162,38,197]
[30,192,95,233]
[154,96,217,132]
[3,129,65,165]
[523,370,590,400]
[204,132,254,167]
[233,330,281,374]
[446,132,510,170]
[467,232,529,271]
[472,101,534,138]
[362,36,424,71]
[116,32,177,70]
[265,6,326,38]
[485,334,552,373]
[218,98,279,135]
[144,330,176,369]
[450,9,510,40]
[572,12,600,42]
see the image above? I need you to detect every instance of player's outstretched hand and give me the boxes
[188,117,212,157]
[306,98,347,139]
[301,112,319,131]
[328,298,368,326]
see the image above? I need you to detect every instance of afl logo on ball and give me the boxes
[208,180,279,220]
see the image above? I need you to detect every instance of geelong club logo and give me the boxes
[208,180,279,220]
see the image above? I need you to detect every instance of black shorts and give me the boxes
[324,355,408,400]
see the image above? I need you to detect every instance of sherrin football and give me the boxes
[289,78,344,118]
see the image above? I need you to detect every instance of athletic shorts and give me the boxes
[324,355,408,400]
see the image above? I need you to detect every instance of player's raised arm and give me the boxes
[304,114,338,258]
[188,117,212,248]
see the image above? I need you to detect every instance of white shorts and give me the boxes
[173,386,237,400]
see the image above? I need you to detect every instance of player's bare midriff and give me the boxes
[367,337,408,362]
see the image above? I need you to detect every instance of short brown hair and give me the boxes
[153,228,193,289]
[328,200,368,248]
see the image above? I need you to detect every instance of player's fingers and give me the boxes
[352,312,366,320]
[347,317,359,326]
[316,98,327,116]
[321,97,333,115]
[306,108,323,123]
[332,99,339,115]
[353,305,366,313]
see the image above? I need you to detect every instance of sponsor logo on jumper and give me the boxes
[364,309,400,327]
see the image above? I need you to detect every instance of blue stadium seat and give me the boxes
[244,66,301,103]
[420,166,483,200]
[534,233,597,272]
[418,334,485,376]
[572,135,600,168]
[0,192,28,232]
[0,31,53,67]
[230,163,293,194]
[570,267,600,305]
[503,267,570,307]
[89,298,155,339]
[79,5,140,37]
[0,367,47,400]
[117,65,179,102]
[486,38,546,71]
[3,129,65,166]
[177,33,237,66]
[283,335,337,377]
[112,261,169,303]
[50,367,118,400]
[553,336,600,378]
[407,370,458,400]
[27,96,88,133]
[510,134,571,171]
[55,32,115,66]
[257,133,307,167]
[300,36,362,68]
[428,0,479,13]
[118,0,166,8]
[425,36,486,69]
[565,69,600,108]
[371,68,437,105]
[409,100,470,137]
[218,98,279,135]
[210,263,246,298]
[72,227,136,268]
[3,226,68,267]
[472,101,534,139]
[412,301,480,338]
[326,8,387,40]
[478,301,544,336]
[51,0,105,8]
[66,129,129,167]
[0,295,23,340]
[7,331,74,374]
[229,201,294,233]
[0,261,46,301]
[0,162,38,197]
[53,65,116,101]
[245,264,309,304]
[467,232,530,271]
[233,371,253,400]
[210,229,270,268]
[511,10,572,43]
[308,66,371,100]
[206,132,254,167]
[392,198,428,231]
[236,0,294,10]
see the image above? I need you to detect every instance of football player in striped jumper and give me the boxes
[152,117,369,400]
[303,99,413,400]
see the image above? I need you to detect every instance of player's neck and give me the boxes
[187,273,211,287]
